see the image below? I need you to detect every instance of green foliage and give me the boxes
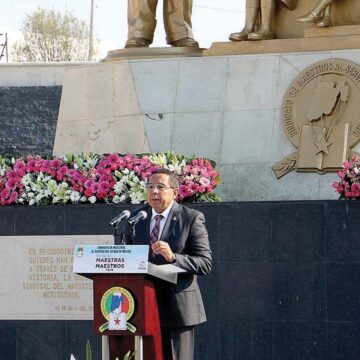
[85,340,91,360]
[115,351,135,360]
[13,7,93,62]
[123,351,135,360]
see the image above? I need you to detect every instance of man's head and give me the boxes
[146,169,179,213]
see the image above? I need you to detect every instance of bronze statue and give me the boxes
[297,0,334,27]
[125,0,198,48]
[229,0,297,41]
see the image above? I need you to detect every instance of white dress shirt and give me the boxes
[149,201,174,240]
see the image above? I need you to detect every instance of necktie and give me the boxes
[150,214,163,246]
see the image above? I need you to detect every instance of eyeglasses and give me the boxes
[146,184,173,192]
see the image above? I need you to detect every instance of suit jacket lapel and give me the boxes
[160,202,181,247]
[144,206,152,244]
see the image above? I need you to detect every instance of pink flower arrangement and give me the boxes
[333,156,360,198]
[0,152,221,206]
[178,158,219,200]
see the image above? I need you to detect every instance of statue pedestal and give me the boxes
[103,47,203,61]
[53,44,360,201]
[304,24,360,38]
[204,26,360,56]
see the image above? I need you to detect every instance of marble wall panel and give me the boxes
[217,164,271,201]
[112,115,150,154]
[269,110,297,165]
[53,120,90,155]
[319,173,339,200]
[175,58,228,112]
[172,112,223,163]
[275,57,300,109]
[113,62,141,117]
[53,118,117,155]
[226,55,279,111]
[266,171,320,201]
[331,49,360,64]
[58,67,88,122]
[221,110,275,164]
[131,59,179,114]
[143,113,174,153]
[87,64,113,120]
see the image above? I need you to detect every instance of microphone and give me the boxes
[109,210,131,227]
[128,211,147,225]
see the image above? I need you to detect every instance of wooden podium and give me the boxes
[92,274,162,360]
[73,245,183,360]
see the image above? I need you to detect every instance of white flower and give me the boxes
[36,193,46,202]
[80,196,87,202]
[28,192,34,198]
[70,191,81,203]
[149,153,167,166]
[129,189,146,204]
[112,195,121,204]
[29,198,36,206]
[53,196,61,204]
[89,196,97,204]
[21,174,32,186]
[47,179,57,193]
[114,181,125,194]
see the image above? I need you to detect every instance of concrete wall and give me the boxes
[0,62,94,87]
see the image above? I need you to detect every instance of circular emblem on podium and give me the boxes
[99,287,136,332]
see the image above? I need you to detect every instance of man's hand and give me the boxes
[151,241,174,262]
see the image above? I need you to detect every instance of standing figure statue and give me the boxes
[125,0,198,48]
[229,0,297,41]
[297,0,334,27]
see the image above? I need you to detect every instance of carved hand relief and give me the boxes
[273,59,360,179]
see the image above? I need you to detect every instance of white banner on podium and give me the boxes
[73,245,149,274]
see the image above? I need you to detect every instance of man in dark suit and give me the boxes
[134,168,212,360]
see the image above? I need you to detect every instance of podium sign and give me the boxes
[73,245,149,274]
[73,244,181,359]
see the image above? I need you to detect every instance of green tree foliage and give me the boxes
[13,8,92,62]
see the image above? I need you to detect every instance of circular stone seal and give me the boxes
[282,58,360,149]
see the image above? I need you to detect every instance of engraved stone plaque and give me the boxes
[0,235,112,320]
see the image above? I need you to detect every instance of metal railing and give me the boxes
[0,33,8,62]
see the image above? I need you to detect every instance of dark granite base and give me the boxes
[0,200,360,359]
[0,86,61,157]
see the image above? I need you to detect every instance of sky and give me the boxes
[0,0,246,61]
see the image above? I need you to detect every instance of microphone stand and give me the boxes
[112,220,132,245]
